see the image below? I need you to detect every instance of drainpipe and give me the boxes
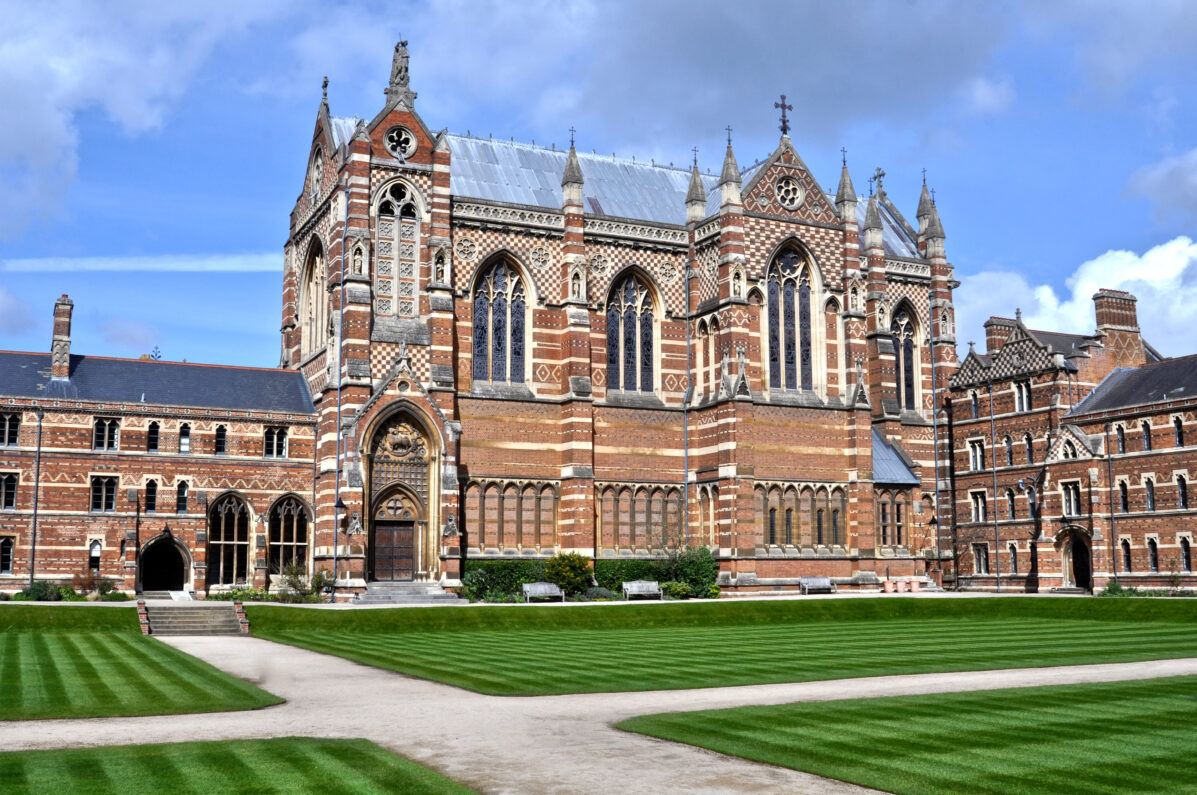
[928,292,943,569]
[987,374,1001,592]
[682,257,692,547]
[1105,421,1118,585]
[28,406,44,589]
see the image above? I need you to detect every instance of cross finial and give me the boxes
[569,126,576,147]
[931,187,936,205]
[725,125,733,146]
[322,76,328,102]
[872,167,886,196]
[922,167,927,186]
[841,146,847,167]
[774,94,793,136]
[692,146,699,167]
[867,175,874,197]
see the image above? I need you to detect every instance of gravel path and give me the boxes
[2,636,1194,794]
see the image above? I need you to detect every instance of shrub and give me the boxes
[584,586,619,601]
[661,580,692,600]
[460,559,549,602]
[0,592,9,601]
[58,586,85,602]
[705,583,722,599]
[594,559,666,592]
[273,562,326,604]
[671,547,719,594]
[206,587,275,602]
[101,591,131,601]
[72,567,100,595]
[21,581,61,601]
[544,552,592,596]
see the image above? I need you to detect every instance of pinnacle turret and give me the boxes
[925,201,945,240]
[863,195,883,251]
[718,143,741,186]
[686,163,707,224]
[835,160,857,222]
[561,144,584,187]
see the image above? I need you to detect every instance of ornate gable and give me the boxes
[1047,424,1099,462]
[741,140,839,224]
[950,349,992,388]
[988,323,1055,380]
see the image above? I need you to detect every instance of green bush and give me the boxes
[206,587,276,602]
[661,581,692,600]
[671,547,719,593]
[101,591,132,601]
[594,547,720,598]
[583,586,619,601]
[594,559,667,591]
[22,581,62,601]
[544,552,591,596]
[58,586,86,602]
[460,559,551,601]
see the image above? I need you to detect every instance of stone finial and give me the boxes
[718,142,741,186]
[685,163,706,223]
[835,160,857,221]
[862,195,883,252]
[321,76,328,104]
[384,37,417,105]
[925,201,945,240]
[562,143,584,187]
[917,182,933,221]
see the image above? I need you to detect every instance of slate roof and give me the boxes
[1068,354,1197,416]
[0,352,315,414]
[872,429,921,485]
[1029,329,1092,357]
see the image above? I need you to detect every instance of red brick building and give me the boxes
[0,41,957,597]
[947,290,1196,591]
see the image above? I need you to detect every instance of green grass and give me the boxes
[0,606,282,720]
[619,676,1197,795]
[248,597,1197,696]
[0,737,473,794]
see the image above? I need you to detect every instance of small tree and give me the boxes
[544,552,591,596]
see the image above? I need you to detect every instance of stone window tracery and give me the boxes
[301,241,327,358]
[377,182,420,317]
[606,274,654,393]
[0,413,18,447]
[891,307,917,411]
[472,260,527,384]
[207,495,249,587]
[384,126,417,159]
[307,148,323,199]
[775,176,805,210]
[0,473,16,511]
[767,249,814,391]
[268,497,309,575]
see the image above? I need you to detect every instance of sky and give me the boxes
[1,0,1196,366]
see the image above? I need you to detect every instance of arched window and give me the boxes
[766,249,815,391]
[891,307,917,411]
[178,423,190,454]
[472,260,527,384]
[376,182,420,318]
[1024,433,1034,464]
[1006,489,1016,520]
[1008,543,1018,574]
[606,274,654,393]
[89,540,102,571]
[1119,481,1128,513]
[1116,425,1125,454]
[1182,538,1192,572]
[146,421,159,453]
[784,508,794,546]
[1062,441,1077,459]
[1004,436,1013,467]
[1179,476,1189,510]
[1175,417,1185,447]
[1142,422,1152,452]
[0,474,15,511]
[767,508,777,546]
[816,509,825,545]
[176,481,189,513]
[1145,478,1156,511]
[214,425,227,455]
[145,480,158,513]
[970,392,980,419]
[268,497,309,575]
[207,495,250,587]
[0,537,11,574]
[0,413,17,447]
[300,240,327,357]
[1148,539,1159,572]
[1121,539,1132,572]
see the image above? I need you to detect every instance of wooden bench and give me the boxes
[522,582,565,602]
[799,576,837,595]
[622,580,662,600]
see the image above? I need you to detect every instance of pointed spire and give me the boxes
[862,195,883,251]
[925,200,945,240]
[686,162,706,204]
[718,142,740,186]
[562,143,584,187]
[836,160,856,207]
[917,182,933,221]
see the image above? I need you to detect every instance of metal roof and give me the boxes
[872,429,921,485]
[1068,354,1197,416]
[329,115,360,150]
[0,352,315,414]
[447,135,718,225]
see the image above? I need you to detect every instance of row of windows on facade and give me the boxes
[968,381,1034,418]
[967,474,1191,523]
[87,477,190,513]
[968,538,1194,576]
[89,419,288,457]
[966,418,1188,473]
[0,495,312,583]
[467,256,924,406]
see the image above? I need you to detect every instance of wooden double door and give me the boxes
[370,520,416,581]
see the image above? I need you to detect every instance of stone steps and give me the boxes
[145,604,243,635]
[354,581,463,605]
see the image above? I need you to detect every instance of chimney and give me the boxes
[1093,289,1138,331]
[51,294,73,380]
[983,316,1016,355]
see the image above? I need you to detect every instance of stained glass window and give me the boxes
[891,309,917,411]
[767,249,817,392]
[472,261,526,384]
[607,274,654,393]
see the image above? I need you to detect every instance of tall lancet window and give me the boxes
[891,308,917,411]
[300,241,327,358]
[376,181,420,318]
[767,249,814,391]
[472,260,527,384]
[606,274,654,393]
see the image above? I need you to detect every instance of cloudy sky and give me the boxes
[1,0,1196,365]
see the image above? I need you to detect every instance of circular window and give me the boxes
[384,126,417,159]
[776,176,805,210]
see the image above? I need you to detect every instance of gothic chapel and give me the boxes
[283,39,957,593]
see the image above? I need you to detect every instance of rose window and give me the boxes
[776,176,805,210]
[385,126,417,159]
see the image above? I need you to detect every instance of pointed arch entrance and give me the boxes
[1058,528,1092,592]
[365,409,439,582]
[138,532,189,592]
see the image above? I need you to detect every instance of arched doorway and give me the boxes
[371,487,423,581]
[1060,529,1092,592]
[140,536,187,591]
[366,410,439,582]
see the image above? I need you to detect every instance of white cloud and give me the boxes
[99,317,160,350]
[955,236,1197,358]
[1127,148,1197,226]
[0,285,36,335]
[0,252,281,272]
[964,76,1014,115]
[0,1,287,238]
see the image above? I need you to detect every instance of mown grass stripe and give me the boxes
[56,633,122,711]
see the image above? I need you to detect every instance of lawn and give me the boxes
[0,737,472,794]
[0,605,282,720]
[248,597,1197,696]
[618,675,1197,795]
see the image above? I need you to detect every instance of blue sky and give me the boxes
[1,0,1196,365]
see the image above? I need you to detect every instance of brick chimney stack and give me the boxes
[51,294,73,380]
[1092,288,1146,369]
